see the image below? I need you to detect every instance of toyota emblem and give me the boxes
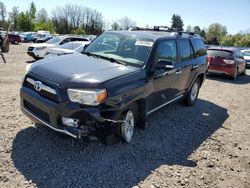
[34,81,43,92]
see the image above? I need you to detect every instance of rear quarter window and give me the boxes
[191,38,207,57]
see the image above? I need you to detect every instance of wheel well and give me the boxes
[133,99,146,129]
[197,73,205,86]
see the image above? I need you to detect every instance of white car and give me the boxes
[27,36,89,60]
[241,49,250,68]
[44,41,90,59]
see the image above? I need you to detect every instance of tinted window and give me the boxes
[207,49,233,59]
[191,38,207,57]
[71,38,89,42]
[154,40,177,63]
[178,39,193,61]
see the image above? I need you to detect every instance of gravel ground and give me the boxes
[0,43,249,188]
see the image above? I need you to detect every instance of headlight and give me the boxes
[25,64,33,73]
[36,46,46,50]
[67,89,107,105]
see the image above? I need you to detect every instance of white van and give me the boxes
[37,30,50,36]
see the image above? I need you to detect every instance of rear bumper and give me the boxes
[20,87,121,139]
[208,65,236,77]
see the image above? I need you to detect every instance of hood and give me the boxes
[47,47,74,54]
[29,53,139,88]
[29,43,55,48]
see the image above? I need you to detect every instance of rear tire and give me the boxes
[183,78,200,106]
[230,68,238,80]
[13,40,19,45]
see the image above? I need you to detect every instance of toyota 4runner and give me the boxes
[20,27,207,143]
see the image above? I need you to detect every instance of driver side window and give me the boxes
[154,40,177,63]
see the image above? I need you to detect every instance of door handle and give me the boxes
[175,70,182,75]
[192,65,199,69]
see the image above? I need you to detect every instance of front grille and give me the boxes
[24,100,50,123]
[28,47,34,51]
[23,76,59,103]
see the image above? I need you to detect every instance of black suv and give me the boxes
[20,27,207,143]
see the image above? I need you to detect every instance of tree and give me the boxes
[193,26,201,34]
[0,2,6,21]
[170,14,184,31]
[29,2,36,20]
[186,25,192,32]
[36,8,48,22]
[111,22,120,30]
[118,16,136,30]
[206,23,227,45]
[8,6,19,30]
[200,29,206,40]
[52,4,104,34]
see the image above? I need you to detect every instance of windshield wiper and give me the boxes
[103,57,128,66]
[83,52,127,66]
[82,51,101,58]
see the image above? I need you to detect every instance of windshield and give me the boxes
[84,32,154,67]
[46,36,62,44]
[207,49,233,59]
[241,51,250,56]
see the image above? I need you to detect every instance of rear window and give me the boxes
[207,49,233,59]
[191,38,207,57]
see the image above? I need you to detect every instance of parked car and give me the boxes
[27,36,90,60]
[20,32,36,42]
[21,28,207,143]
[44,41,90,59]
[35,35,53,43]
[8,34,21,44]
[207,48,246,80]
[241,49,250,68]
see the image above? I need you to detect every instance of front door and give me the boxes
[148,39,179,113]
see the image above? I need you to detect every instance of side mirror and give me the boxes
[156,60,174,70]
[83,43,89,50]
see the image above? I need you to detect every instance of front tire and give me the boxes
[183,79,200,106]
[121,110,135,143]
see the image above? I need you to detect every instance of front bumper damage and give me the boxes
[20,87,123,139]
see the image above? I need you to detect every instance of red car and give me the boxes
[8,34,21,45]
[207,48,246,80]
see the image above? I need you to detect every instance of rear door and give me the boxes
[174,38,196,94]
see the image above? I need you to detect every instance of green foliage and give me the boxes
[206,23,227,45]
[17,11,35,31]
[171,14,184,31]
[220,34,250,47]
[34,21,55,33]
[193,26,201,34]
[72,28,86,35]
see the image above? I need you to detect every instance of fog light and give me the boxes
[62,117,79,128]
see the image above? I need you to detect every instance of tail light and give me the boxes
[223,59,235,64]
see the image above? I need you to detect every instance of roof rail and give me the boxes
[129,26,174,32]
[129,26,198,36]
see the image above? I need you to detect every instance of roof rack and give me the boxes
[129,26,197,37]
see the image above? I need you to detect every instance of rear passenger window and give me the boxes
[154,40,177,63]
[191,38,207,57]
[178,39,193,61]
[71,38,89,42]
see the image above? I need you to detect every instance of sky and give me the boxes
[4,0,250,34]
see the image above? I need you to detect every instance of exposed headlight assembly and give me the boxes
[67,89,107,105]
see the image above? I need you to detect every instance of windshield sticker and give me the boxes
[135,40,153,47]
